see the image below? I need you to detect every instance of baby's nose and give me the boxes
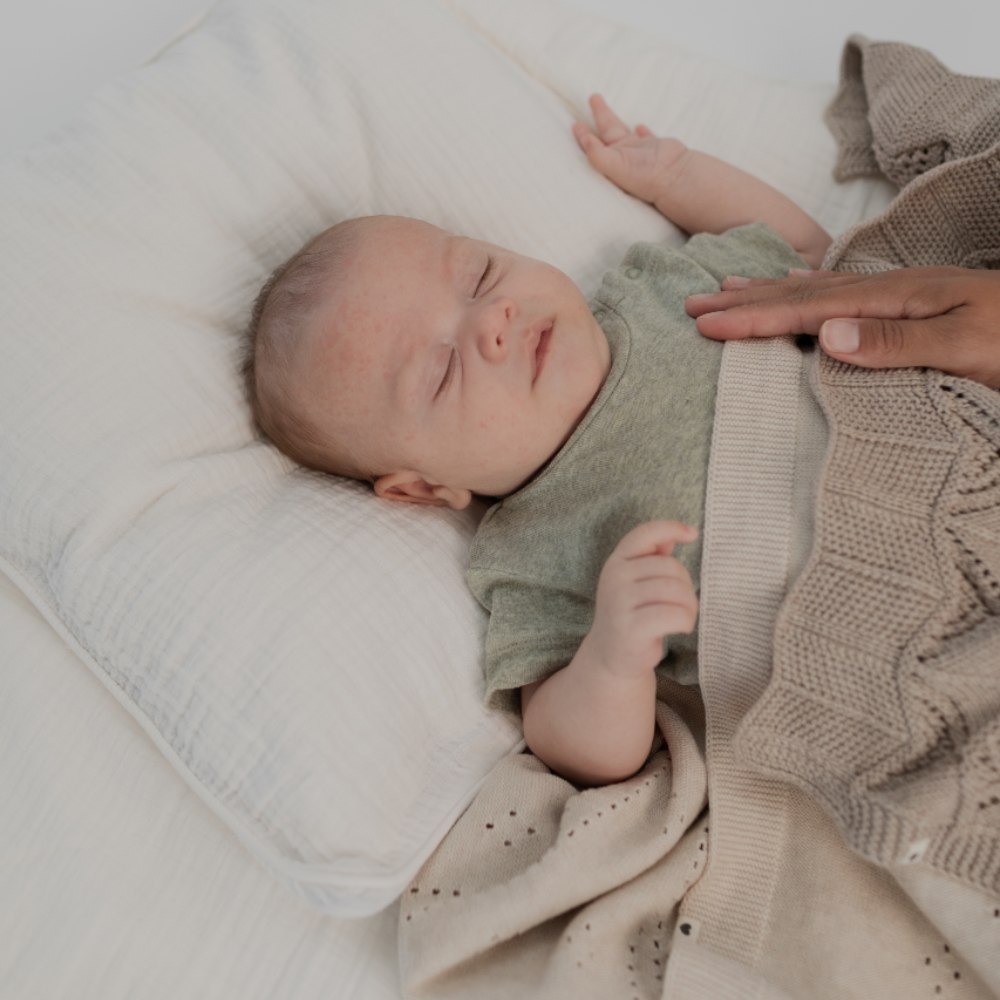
[476,298,516,360]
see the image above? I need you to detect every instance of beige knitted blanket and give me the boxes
[739,33,1000,891]
[400,37,1000,1000]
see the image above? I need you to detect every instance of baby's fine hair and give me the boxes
[241,218,373,477]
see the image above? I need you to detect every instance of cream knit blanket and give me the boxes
[400,37,1000,1000]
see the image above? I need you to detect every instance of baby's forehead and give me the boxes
[355,215,454,256]
[338,221,483,308]
[360,216,491,266]
[312,217,495,361]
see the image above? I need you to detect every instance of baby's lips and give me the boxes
[531,321,553,384]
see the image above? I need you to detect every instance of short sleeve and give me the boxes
[682,223,807,282]
[472,573,595,715]
[472,571,698,716]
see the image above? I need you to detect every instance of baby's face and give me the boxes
[302,217,610,507]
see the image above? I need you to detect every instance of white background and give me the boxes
[2,0,997,160]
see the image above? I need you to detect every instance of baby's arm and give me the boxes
[521,520,699,787]
[573,94,831,269]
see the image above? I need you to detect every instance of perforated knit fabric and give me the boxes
[400,680,712,1000]
[739,39,1000,897]
[399,37,1000,1000]
[825,144,1000,273]
[739,363,1000,892]
[824,34,1000,186]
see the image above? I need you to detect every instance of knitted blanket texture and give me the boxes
[400,36,1000,1000]
[740,34,1000,893]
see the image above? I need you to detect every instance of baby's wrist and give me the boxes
[572,630,656,686]
[647,139,691,208]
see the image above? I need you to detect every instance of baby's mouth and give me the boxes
[533,323,553,385]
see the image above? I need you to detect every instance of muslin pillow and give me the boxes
[0,0,891,914]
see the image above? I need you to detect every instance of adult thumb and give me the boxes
[819,317,943,371]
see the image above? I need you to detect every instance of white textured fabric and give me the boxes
[0,0,893,917]
[0,572,402,1000]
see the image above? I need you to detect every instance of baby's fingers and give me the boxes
[615,519,699,561]
[587,93,632,143]
[630,575,699,626]
[571,119,602,155]
[632,596,699,639]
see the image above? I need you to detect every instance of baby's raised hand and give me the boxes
[582,520,699,681]
[572,93,687,205]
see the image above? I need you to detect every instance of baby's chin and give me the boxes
[494,440,570,497]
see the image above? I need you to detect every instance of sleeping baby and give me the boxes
[243,95,830,787]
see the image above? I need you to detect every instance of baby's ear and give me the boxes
[373,471,472,510]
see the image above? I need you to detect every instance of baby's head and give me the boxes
[244,215,610,508]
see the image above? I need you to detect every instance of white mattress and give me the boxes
[1,1,984,997]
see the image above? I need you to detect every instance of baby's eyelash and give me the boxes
[474,255,495,296]
[434,350,457,399]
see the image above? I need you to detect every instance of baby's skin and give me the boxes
[278,96,831,785]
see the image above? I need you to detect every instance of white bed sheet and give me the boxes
[0,2,987,999]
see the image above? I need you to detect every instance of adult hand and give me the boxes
[685,266,1000,388]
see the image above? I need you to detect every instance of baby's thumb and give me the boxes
[819,317,949,372]
[572,123,626,183]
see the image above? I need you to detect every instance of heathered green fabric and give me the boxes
[468,224,805,714]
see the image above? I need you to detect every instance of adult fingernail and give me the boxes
[721,275,751,289]
[690,310,723,327]
[821,319,860,354]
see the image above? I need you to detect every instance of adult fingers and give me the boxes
[685,272,867,319]
[685,277,870,337]
[820,311,1000,386]
[687,268,965,339]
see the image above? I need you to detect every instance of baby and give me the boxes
[244,95,830,786]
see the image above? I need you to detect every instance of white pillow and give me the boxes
[0,0,892,915]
